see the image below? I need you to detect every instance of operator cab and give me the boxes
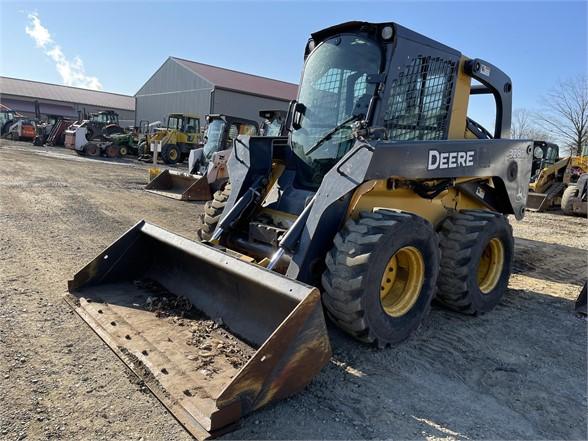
[167,113,200,135]
[259,110,287,137]
[91,111,119,125]
[202,114,258,162]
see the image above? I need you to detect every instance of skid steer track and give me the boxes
[66,221,331,439]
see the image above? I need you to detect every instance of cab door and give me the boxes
[184,117,200,145]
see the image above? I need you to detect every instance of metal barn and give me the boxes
[0,76,135,127]
[135,57,297,126]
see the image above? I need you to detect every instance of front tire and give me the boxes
[162,144,180,164]
[321,210,439,347]
[197,182,231,241]
[84,142,99,157]
[436,210,513,314]
[561,185,578,215]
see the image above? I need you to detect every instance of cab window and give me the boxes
[185,117,199,133]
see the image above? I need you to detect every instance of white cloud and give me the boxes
[25,13,52,48]
[25,12,102,90]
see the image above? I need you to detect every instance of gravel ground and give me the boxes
[0,140,586,441]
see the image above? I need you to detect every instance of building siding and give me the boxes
[0,93,135,127]
[135,58,214,125]
[212,88,290,124]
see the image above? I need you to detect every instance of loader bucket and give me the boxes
[145,169,211,201]
[526,192,549,211]
[66,221,331,439]
[526,182,565,212]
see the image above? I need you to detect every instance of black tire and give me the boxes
[436,210,513,314]
[321,209,439,347]
[118,145,128,157]
[162,144,180,164]
[197,182,231,241]
[84,142,99,157]
[105,144,119,158]
[562,185,578,215]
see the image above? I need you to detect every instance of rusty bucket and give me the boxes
[66,221,331,439]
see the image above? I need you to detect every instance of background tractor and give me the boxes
[561,144,588,216]
[145,114,258,201]
[64,110,124,156]
[141,112,202,165]
[0,104,19,136]
[527,142,588,212]
[67,21,532,439]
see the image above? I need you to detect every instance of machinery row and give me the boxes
[4,19,584,440]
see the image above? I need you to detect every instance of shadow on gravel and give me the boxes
[227,287,586,441]
[514,237,586,285]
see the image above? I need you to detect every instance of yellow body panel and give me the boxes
[529,157,570,193]
[347,179,489,227]
[448,57,472,140]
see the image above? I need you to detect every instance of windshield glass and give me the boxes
[263,118,283,136]
[203,119,225,160]
[291,34,381,187]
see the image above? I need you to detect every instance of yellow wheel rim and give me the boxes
[477,238,504,294]
[169,148,178,161]
[380,246,425,317]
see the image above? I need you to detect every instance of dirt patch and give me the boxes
[134,277,256,374]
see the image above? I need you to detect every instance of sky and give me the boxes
[0,1,586,130]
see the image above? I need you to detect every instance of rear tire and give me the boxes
[105,144,119,158]
[562,185,578,215]
[436,210,513,314]
[197,182,231,241]
[321,210,439,347]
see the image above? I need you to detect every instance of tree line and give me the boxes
[511,76,587,156]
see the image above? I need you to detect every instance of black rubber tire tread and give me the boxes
[198,182,231,241]
[561,185,578,215]
[321,209,439,347]
[161,144,180,165]
[84,142,99,157]
[436,210,513,315]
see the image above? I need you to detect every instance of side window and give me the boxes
[384,56,457,141]
[228,124,239,142]
[185,118,197,133]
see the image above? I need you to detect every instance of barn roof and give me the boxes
[171,57,298,101]
[0,76,135,111]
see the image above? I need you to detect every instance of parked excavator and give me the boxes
[66,21,532,439]
[145,114,258,201]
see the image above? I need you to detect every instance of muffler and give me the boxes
[66,221,331,439]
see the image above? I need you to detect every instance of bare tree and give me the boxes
[511,108,551,141]
[534,76,588,156]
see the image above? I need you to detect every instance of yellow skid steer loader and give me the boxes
[67,21,532,439]
[145,114,259,201]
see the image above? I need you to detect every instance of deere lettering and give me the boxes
[428,149,475,170]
